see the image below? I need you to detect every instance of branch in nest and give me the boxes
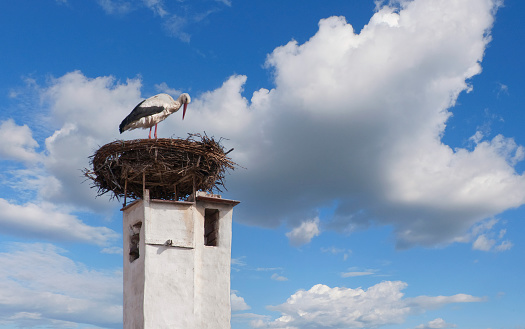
[83,134,238,202]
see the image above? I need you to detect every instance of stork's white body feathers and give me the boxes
[123,102,174,131]
[124,111,168,131]
[119,93,191,138]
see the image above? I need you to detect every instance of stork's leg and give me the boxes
[148,127,152,139]
[154,124,158,139]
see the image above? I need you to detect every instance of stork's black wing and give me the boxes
[119,100,165,133]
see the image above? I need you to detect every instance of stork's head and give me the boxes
[180,93,191,120]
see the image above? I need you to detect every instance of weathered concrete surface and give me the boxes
[122,191,238,329]
[194,200,234,329]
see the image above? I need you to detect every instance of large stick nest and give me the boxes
[83,134,237,201]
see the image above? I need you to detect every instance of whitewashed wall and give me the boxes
[122,192,237,329]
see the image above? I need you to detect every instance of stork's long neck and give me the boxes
[176,93,190,119]
[168,96,184,114]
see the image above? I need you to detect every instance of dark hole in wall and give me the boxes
[130,222,142,262]
[204,209,219,247]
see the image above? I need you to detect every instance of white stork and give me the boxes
[119,93,191,139]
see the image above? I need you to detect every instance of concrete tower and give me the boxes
[122,190,239,329]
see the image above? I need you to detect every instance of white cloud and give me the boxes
[163,14,191,42]
[0,243,122,328]
[463,219,513,252]
[233,313,269,319]
[271,273,288,281]
[472,234,495,251]
[142,0,168,17]
[469,130,484,144]
[232,313,271,327]
[254,281,483,329]
[97,0,133,15]
[232,256,247,267]
[231,291,251,311]
[154,82,182,96]
[184,75,253,138]
[96,0,228,42]
[496,82,509,97]
[0,198,119,246]
[415,318,456,329]
[178,0,523,249]
[0,119,40,163]
[42,71,141,138]
[495,240,513,251]
[8,0,520,251]
[341,270,375,278]
[286,217,320,247]
[407,293,485,309]
[0,71,141,246]
[39,71,142,211]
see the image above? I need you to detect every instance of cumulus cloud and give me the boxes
[252,281,483,329]
[0,119,40,163]
[472,232,513,252]
[472,234,495,251]
[0,71,136,244]
[9,0,521,252]
[0,198,119,246]
[286,217,321,247]
[231,291,251,311]
[0,243,122,328]
[39,71,142,211]
[178,0,523,249]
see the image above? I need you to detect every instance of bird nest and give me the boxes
[83,134,237,202]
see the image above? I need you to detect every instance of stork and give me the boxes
[119,93,191,139]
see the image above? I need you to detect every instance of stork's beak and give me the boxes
[183,103,188,120]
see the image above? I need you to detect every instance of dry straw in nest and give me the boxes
[83,133,237,202]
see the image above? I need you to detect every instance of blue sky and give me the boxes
[0,0,524,328]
